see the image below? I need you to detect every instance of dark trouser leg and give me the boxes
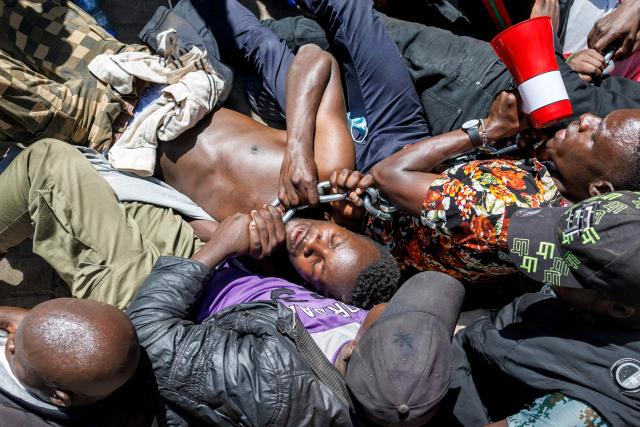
[265,15,514,136]
[380,15,511,134]
[294,0,431,171]
[191,0,294,112]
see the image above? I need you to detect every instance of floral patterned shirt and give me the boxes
[366,159,568,282]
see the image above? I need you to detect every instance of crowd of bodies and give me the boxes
[1,0,640,425]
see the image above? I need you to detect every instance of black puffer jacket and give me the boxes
[126,256,354,427]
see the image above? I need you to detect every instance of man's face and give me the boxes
[285,218,380,303]
[539,110,640,201]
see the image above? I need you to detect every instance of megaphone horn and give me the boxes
[491,17,573,128]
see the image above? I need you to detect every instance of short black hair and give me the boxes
[350,243,402,309]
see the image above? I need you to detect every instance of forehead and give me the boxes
[597,111,640,161]
[600,110,640,143]
[325,235,379,283]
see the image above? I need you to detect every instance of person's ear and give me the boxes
[49,390,72,407]
[6,333,15,355]
[588,180,615,197]
[607,302,636,319]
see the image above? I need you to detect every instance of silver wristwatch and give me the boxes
[461,119,487,147]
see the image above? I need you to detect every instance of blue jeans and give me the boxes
[192,0,431,171]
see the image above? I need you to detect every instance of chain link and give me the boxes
[271,181,397,222]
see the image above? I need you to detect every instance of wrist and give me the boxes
[461,119,485,147]
[192,236,243,269]
[484,118,502,142]
[479,119,488,146]
[287,138,313,154]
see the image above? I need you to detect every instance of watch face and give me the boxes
[462,119,480,130]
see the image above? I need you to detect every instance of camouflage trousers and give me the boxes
[0,0,148,152]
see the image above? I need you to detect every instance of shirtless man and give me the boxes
[2,0,638,295]
[160,0,640,285]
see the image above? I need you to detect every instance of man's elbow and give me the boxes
[370,162,398,193]
[297,44,334,72]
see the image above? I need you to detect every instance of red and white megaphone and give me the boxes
[491,17,573,128]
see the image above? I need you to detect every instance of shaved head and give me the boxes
[605,110,640,190]
[6,298,139,407]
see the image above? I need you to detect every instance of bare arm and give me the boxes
[370,92,524,216]
[187,219,219,242]
[279,44,353,208]
[370,130,475,216]
[191,207,285,269]
[588,0,640,60]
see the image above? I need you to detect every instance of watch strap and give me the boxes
[464,125,482,147]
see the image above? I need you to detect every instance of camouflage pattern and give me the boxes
[507,392,608,427]
[0,0,148,151]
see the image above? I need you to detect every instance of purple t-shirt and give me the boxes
[197,266,368,363]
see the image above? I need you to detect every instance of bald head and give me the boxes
[6,298,139,407]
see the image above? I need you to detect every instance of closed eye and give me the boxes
[330,233,345,249]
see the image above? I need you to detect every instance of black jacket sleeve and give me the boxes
[126,256,210,347]
[126,256,211,425]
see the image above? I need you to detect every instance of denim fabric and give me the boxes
[192,0,295,117]
[381,14,511,134]
[268,13,640,136]
[265,13,509,135]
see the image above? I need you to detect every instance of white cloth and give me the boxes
[89,25,232,176]
[563,0,619,54]
[0,341,26,393]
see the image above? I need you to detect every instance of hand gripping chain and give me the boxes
[270,181,398,222]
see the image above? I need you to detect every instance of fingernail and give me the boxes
[250,222,256,227]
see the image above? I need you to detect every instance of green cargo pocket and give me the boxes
[30,187,110,299]
[73,248,111,299]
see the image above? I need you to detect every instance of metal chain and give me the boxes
[271,181,398,222]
